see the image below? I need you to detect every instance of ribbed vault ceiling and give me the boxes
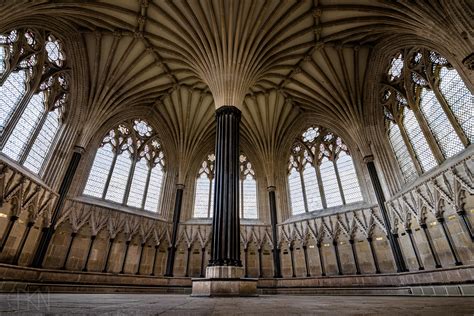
[1,0,471,179]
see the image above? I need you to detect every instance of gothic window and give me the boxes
[193,153,258,219]
[382,48,472,183]
[287,126,363,215]
[0,29,69,175]
[83,119,165,213]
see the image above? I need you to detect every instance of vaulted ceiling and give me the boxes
[1,0,472,177]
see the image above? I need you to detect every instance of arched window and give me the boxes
[0,29,69,175]
[193,153,258,219]
[382,48,472,183]
[287,126,363,215]
[83,119,165,213]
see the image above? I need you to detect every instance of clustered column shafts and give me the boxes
[209,106,242,267]
[364,156,407,273]
[268,186,282,278]
[165,184,185,276]
[32,147,84,268]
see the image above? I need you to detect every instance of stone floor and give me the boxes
[0,294,473,315]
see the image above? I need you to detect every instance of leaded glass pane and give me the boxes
[439,67,474,142]
[388,122,418,182]
[144,165,163,212]
[403,108,437,172]
[194,173,210,218]
[127,159,148,208]
[242,175,258,219]
[337,152,363,204]
[105,151,132,204]
[3,93,44,161]
[419,88,464,158]
[83,144,114,198]
[302,164,322,211]
[23,109,60,173]
[0,70,27,134]
[320,157,342,207]
[288,168,305,215]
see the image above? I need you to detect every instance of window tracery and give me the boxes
[287,126,363,215]
[382,48,472,183]
[0,29,69,175]
[83,119,165,213]
[193,153,258,219]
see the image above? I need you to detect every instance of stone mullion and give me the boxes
[420,223,442,268]
[430,71,469,147]
[0,57,44,150]
[411,105,445,164]
[437,216,463,266]
[299,169,309,213]
[82,235,96,272]
[102,151,118,199]
[332,160,346,205]
[61,232,77,270]
[396,121,424,175]
[207,179,213,218]
[12,221,34,265]
[122,158,137,205]
[140,165,153,209]
[18,108,49,165]
[314,165,327,209]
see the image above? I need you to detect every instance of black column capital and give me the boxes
[215,105,242,117]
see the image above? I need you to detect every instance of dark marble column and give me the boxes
[150,245,159,276]
[82,235,96,271]
[289,245,296,277]
[12,221,34,265]
[165,184,184,276]
[364,156,407,272]
[258,248,263,278]
[209,106,241,267]
[303,245,311,277]
[317,242,326,276]
[0,215,18,252]
[136,242,146,275]
[456,209,473,241]
[367,237,381,274]
[200,247,206,277]
[243,248,249,277]
[61,232,77,270]
[406,228,424,270]
[120,240,131,274]
[102,237,115,273]
[333,240,343,275]
[185,247,192,277]
[420,223,442,268]
[268,186,282,278]
[349,239,361,275]
[32,147,84,267]
[437,217,463,266]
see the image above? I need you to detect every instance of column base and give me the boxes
[191,266,258,297]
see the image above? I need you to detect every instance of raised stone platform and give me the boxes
[191,266,258,297]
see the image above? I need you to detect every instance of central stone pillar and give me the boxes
[191,106,257,296]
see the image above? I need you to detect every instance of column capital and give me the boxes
[73,145,85,155]
[363,155,374,163]
[176,184,185,190]
[267,186,276,192]
[215,105,242,117]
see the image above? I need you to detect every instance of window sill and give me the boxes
[0,154,54,192]
[283,202,377,224]
[71,196,168,222]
